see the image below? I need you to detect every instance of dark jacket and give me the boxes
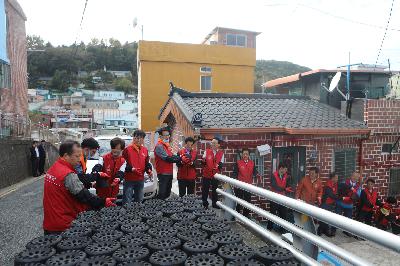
[38,145,46,160]
[30,147,38,161]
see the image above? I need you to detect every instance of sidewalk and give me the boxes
[0,175,44,199]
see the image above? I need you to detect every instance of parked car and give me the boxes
[87,135,158,200]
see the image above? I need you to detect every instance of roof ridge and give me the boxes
[169,86,309,100]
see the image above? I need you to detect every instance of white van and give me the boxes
[88,135,158,200]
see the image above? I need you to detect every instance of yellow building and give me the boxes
[138,27,260,131]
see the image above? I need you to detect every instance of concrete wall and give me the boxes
[0,140,58,189]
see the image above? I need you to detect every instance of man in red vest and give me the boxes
[123,130,152,204]
[43,140,116,235]
[375,196,397,230]
[202,136,224,209]
[267,163,293,231]
[358,178,382,225]
[92,137,126,199]
[318,172,339,237]
[177,137,197,197]
[232,148,259,217]
[154,126,181,199]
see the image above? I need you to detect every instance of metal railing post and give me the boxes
[217,189,372,266]
[215,174,400,253]
[217,201,322,266]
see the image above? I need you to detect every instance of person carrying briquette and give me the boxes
[318,172,339,237]
[177,137,198,197]
[358,178,382,225]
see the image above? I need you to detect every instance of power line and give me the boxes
[374,0,396,69]
[72,0,89,56]
[297,3,400,32]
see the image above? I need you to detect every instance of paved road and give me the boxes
[0,177,44,266]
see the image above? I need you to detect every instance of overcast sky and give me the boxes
[19,0,400,70]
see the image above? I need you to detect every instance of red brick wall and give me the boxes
[0,0,28,117]
[363,100,400,202]
[162,98,400,216]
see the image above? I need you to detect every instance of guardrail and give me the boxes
[215,173,400,266]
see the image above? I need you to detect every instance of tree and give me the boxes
[114,78,133,94]
[27,35,45,50]
[51,70,71,92]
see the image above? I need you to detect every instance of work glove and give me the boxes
[105,198,117,208]
[218,162,223,171]
[91,164,103,173]
[182,156,191,164]
[285,187,294,193]
[342,196,351,201]
[125,164,133,173]
[115,171,124,181]
[98,172,111,179]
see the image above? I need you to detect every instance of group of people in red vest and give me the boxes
[269,165,400,237]
[42,127,399,236]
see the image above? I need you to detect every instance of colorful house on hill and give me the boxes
[137,27,261,132]
[159,87,400,209]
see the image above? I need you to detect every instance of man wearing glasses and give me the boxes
[154,126,181,199]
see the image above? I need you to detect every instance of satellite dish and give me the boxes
[328,72,341,92]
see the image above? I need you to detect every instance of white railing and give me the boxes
[215,173,400,266]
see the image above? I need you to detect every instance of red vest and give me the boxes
[361,188,378,212]
[123,145,148,181]
[237,159,254,184]
[43,158,88,232]
[177,148,197,180]
[324,180,338,205]
[96,153,125,198]
[343,179,360,204]
[154,142,173,175]
[202,149,224,179]
[271,171,288,195]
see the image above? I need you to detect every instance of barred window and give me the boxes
[389,168,400,197]
[334,149,356,182]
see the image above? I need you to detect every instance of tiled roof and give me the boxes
[162,87,367,130]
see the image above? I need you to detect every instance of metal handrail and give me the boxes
[215,174,400,253]
[217,201,322,266]
[217,189,371,266]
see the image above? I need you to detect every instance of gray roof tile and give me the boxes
[163,88,367,130]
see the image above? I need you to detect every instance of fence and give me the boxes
[215,173,400,266]
[0,112,31,139]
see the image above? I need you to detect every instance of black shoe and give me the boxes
[203,205,209,209]
[212,205,221,209]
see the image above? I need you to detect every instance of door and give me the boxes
[271,146,306,189]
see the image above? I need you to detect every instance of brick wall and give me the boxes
[362,99,400,202]
[162,98,400,217]
[0,0,28,117]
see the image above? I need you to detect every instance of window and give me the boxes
[226,34,247,47]
[200,67,212,73]
[389,168,400,196]
[382,143,399,154]
[334,149,356,182]
[200,76,212,91]
[236,151,264,177]
[0,62,11,88]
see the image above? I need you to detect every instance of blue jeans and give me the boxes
[123,180,144,204]
[336,201,353,219]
